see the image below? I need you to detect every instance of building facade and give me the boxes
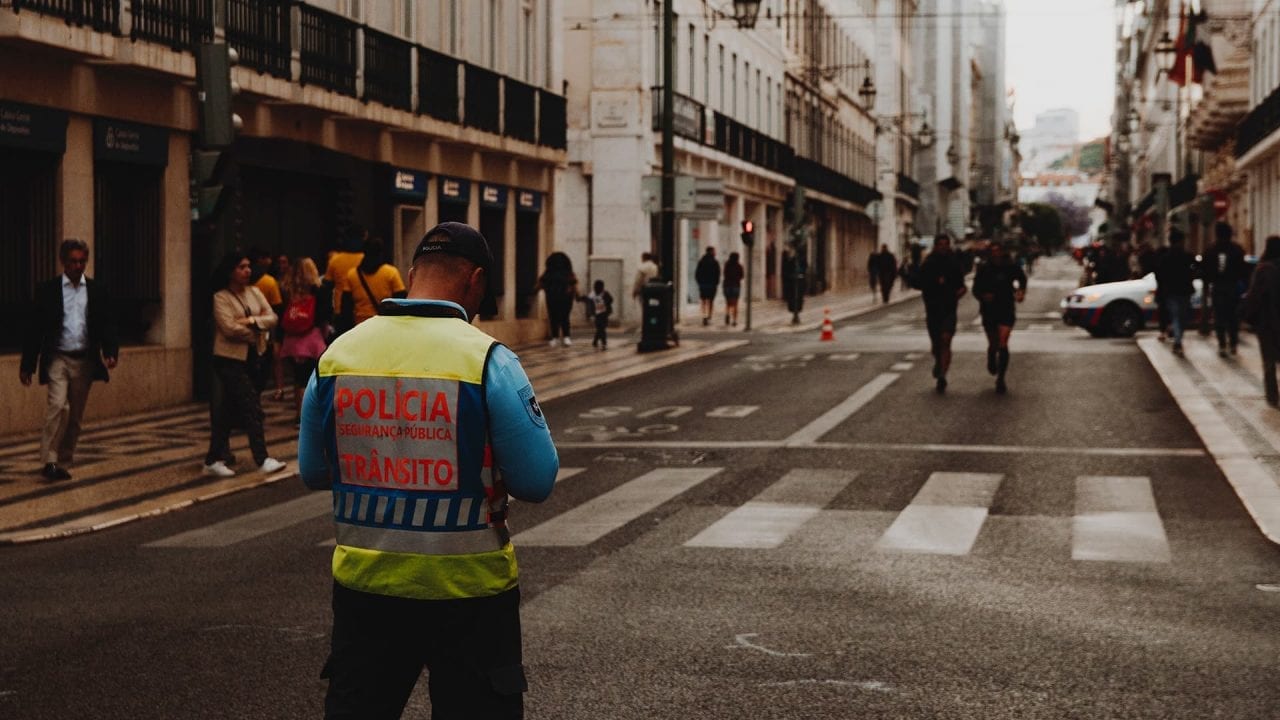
[1238,0,1280,250]
[0,0,566,435]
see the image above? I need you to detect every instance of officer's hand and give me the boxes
[19,370,32,386]
[1015,290,1025,303]
[104,356,118,370]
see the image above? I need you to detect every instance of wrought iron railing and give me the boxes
[463,63,501,135]
[299,4,357,97]
[503,78,537,144]
[650,87,705,142]
[418,47,460,123]
[129,0,212,50]
[712,111,793,175]
[12,0,119,33]
[1236,85,1280,158]
[896,172,919,199]
[794,156,881,207]
[362,27,411,111]
[225,0,290,79]
[537,89,567,149]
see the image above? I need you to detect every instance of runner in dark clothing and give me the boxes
[917,234,968,394]
[972,243,1027,395]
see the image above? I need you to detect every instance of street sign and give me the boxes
[642,175,716,218]
[687,176,723,220]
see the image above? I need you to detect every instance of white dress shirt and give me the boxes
[57,274,89,352]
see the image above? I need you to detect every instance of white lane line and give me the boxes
[144,492,332,548]
[875,472,1002,555]
[1072,476,1170,563]
[556,467,586,483]
[515,467,722,546]
[1028,323,1053,332]
[685,469,856,549]
[552,440,1205,457]
[784,373,900,447]
[884,324,913,333]
[1139,338,1280,544]
[889,362,913,371]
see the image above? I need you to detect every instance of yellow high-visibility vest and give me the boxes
[318,311,515,600]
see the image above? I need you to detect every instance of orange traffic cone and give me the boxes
[820,308,835,341]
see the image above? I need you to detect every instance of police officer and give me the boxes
[298,222,559,719]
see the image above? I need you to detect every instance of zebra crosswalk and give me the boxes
[142,465,1185,566]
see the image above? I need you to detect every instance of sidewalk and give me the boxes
[1139,331,1280,546]
[0,286,915,544]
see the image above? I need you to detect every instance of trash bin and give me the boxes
[637,280,675,352]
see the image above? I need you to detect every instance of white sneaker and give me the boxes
[562,337,573,347]
[258,458,287,474]
[202,461,236,478]
[548,338,559,348]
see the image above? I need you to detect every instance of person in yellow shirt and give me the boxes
[324,226,366,320]
[251,248,285,397]
[342,236,406,325]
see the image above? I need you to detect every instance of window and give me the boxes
[448,0,457,55]
[718,44,725,110]
[401,0,412,38]
[756,68,761,130]
[766,79,771,136]
[524,3,534,82]
[688,24,696,96]
[744,61,750,124]
[703,33,710,104]
[349,0,361,20]
[488,0,499,69]
[731,52,737,118]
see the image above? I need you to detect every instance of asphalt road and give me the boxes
[2,258,1278,719]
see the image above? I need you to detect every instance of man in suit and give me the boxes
[19,239,119,481]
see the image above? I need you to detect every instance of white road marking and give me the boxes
[903,353,923,360]
[1028,323,1053,332]
[784,373,899,447]
[515,467,722,546]
[556,467,586,483]
[889,362,913,371]
[685,469,855,548]
[726,633,811,657]
[828,353,861,361]
[706,405,760,418]
[144,492,332,548]
[552,439,1205,457]
[760,679,893,692]
[875,472,1002,555]
[1072,476,1170,563]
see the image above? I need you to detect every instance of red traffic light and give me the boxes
[741,220,753,233]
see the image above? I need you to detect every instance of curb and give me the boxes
[1138,337,1280,546]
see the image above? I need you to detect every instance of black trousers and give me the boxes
[205,356,268,466]
[1213,292,1240,349]
[323,582,526,720]
[546,299,572,339]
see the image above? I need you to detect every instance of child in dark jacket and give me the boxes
[586,280,614,350]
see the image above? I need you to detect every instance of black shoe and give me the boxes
[41,463,71,481]
[1219,347,1228,358]
[995,377,1007,395]
[936,376,947,394]
[1172,343,1184,357]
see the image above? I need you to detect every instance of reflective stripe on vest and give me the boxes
[319,313,512,601]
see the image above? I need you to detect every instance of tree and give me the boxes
[1018,202,1065,252]
[1042,191,1093,239]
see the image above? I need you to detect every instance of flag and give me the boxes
[1167,3,1191,86]
[1190,10,1216,82]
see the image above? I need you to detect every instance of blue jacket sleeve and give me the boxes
[298,371,338,490]
[486,345,558,503]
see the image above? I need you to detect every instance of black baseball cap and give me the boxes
[412,222,494,275]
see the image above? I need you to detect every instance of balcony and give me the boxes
[1237,85,1280,160]
[794,156,881,207]
[711,112,793,175]
[4,0,567,156]
[650,87,705,143]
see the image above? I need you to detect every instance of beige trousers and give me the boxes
[40,354,94,465]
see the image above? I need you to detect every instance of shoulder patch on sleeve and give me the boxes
[518,384,546,428]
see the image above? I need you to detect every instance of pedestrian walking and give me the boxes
[1154,230,1196,356]
[537,251,578,346]
[695,247,721,325]
[341,236,406,327]
[324,226,366,333]
[632,252,660,305]
[585,279,614,349]
[722,251,744,326]
[298,221,559,719]
[1202,222,1248,357]
[918,234,968,394]
[19,239,119,481]
[1243,235,1280,407]
[973,243,1027,394]
[279,257,331,422]
[876,244,898,303]
[202,251,287,478]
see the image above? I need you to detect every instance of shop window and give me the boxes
[94,163,163,345]
[515,211,540,319]
[0,149,59,353]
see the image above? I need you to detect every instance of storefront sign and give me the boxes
[94,118,168,166]
[0,100,68,154]
[480,184,507,209]
[438,176,470,205]
[391,168,428,201]
[516,189,542,213]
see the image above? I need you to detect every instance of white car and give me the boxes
[1060,273,1204,338]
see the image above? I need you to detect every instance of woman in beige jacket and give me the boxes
[203,251,287,478]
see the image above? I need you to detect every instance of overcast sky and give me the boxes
[1004,0,1117,141]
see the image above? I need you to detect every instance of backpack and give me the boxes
[282,293,316,336]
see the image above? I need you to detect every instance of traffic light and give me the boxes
[195,43,241,149]
[190,149,231,222]
[740,219,755,247]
